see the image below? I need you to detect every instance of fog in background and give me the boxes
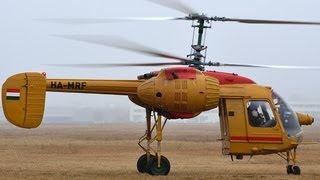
[1,0,320,123]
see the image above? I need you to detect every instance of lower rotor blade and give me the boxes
[53,35,193,64]
[47,62,183,68]
[210,62,320,70]
[219,17,320,25]
[38,17,186,24]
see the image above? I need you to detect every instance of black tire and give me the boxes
[293,166,301,175]
[146,155,170,176]
[137,154,154,173]
[286,165,293,174]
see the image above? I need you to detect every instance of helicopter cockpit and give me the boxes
[247,100,277,128]
[272,91,302,138]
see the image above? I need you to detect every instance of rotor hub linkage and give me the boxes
[187,14,213,71]
[186,14,227,22]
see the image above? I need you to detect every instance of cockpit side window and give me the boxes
[247,100,277,128]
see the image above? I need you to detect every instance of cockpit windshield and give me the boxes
[272,91,302,137]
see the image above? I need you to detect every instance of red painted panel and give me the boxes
[163,112,197,119]
[204,71,256,85]
[164,67,196,80]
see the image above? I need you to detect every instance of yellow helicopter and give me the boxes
[1,0,318,176]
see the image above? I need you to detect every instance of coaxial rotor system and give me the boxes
[43,0,320,71]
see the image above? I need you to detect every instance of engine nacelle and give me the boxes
[136,67,220,116]
[296,112,314,126]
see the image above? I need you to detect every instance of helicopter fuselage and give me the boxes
[1,67,313,163]
[43,67,310,156]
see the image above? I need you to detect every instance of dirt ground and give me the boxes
[0,122,319,180]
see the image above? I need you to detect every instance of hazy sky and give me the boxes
[1,0,320,113]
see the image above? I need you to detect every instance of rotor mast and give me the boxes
[187,14,212,71]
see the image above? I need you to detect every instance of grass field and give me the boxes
[0,122,318,179]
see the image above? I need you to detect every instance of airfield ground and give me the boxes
[0,122,319,180]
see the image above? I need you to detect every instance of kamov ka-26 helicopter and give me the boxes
[1,0,319,176]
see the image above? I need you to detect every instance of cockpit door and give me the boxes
[224,98,249,144]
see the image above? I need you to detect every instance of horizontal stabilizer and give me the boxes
[2,73,46,128]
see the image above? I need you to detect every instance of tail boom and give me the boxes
[2,72,143,129]
[47,79,143,95]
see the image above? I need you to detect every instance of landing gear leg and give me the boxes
[137,108,152,173]
[146,113,170,175]
[137,109,170,175]
[278,147,301,175]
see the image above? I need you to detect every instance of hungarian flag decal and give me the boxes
[6,88,20,100]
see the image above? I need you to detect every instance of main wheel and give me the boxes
[293,166,301,175]
[137,154,154,173]
[286,165,293,174]
[146,155,170,176]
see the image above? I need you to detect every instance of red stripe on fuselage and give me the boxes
[230,136,282,142]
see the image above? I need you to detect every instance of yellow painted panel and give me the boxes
[2,72,46,128]
[226,99,248,139]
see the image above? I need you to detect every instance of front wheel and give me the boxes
[293,166,301,175]
[137,154,154,173]
[286,165,293,174]
[146,155,170,176]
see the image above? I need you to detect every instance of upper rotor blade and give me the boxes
[219,17,320,25]
[147,0,198,15]
[47,62,183,68]
[38,17,186,24]
[209,62,320,70]
[53,35,193,64]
